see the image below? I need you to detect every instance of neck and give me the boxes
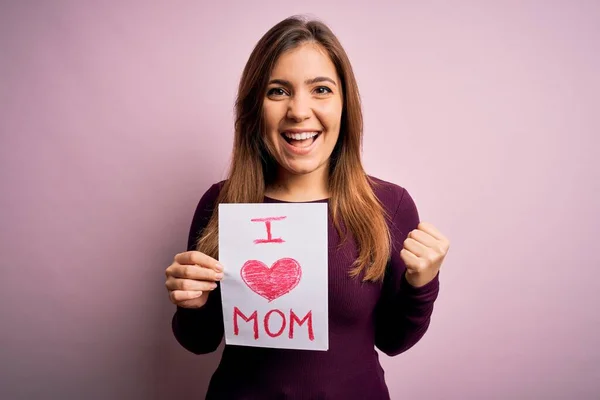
[265,165,330,202]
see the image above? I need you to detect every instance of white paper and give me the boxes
[218,203,329,351]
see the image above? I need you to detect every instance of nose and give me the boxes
[286,94,311,122]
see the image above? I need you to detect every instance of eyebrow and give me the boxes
[268,76,337,86]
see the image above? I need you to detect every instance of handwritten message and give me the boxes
[218,203,329,351]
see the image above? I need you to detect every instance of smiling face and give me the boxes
[262,42,343,181]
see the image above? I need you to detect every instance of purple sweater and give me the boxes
[172,177,440,399]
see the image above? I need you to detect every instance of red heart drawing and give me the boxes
[240,258,302,302]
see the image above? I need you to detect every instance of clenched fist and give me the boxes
[401,222,450,288]
[165,251,224,308]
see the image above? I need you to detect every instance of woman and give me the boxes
[165,15,450,399]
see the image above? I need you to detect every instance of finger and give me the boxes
[175,251,223,272]
[408,229,438,248]
[400,248,421,271]
[170,264,224,281]
[403,237,428,257]
[166,278,218,292]
[417,222,446,242]
[169,290,204,303]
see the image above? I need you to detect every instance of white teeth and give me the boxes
[283,131,319,140]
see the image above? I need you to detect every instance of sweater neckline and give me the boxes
[263,195,329,204]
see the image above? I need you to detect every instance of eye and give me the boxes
[267,87,288,97]
[314,86,333,95]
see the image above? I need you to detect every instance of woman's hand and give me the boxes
[401,222,450,288]
[165,251,224,308]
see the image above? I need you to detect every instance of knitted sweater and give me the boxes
[172,177,440,399]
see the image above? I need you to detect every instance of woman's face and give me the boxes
[263,42,343,179]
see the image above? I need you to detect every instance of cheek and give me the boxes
[315,103,342,132]
[263,103,285,128]
[263,108,273,127]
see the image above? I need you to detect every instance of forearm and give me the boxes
[172,289,224,354]
[375,271,439,356]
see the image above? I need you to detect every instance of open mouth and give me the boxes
[281,131,321,148]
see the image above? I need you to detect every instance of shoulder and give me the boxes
[368,175,420,240]
[200,180,226,204]
[186,180,226,250]
[367,175,414,217]
[191,180,227,219]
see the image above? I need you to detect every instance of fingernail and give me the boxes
[215,272,224,280]
[216,263,224,271]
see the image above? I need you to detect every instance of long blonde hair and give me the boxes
[197,16,391,282]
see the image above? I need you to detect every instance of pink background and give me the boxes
[1,1,598,399]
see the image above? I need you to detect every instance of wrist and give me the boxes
[404,269,438,288]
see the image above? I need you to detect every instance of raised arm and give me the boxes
[374,188,440,356]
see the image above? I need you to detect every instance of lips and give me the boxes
[283,131,320,141]
[281,130,321,145]
[280,130,321,155]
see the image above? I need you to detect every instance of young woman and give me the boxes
[165,15,450,399]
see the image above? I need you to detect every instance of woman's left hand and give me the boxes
[401,222,450,288]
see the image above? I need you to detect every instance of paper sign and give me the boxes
[218,203,329,351]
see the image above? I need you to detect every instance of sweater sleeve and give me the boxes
[171,183,225,355]
[374,187,440,357]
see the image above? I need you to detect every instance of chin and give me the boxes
[281,159,327,176]
[286,164,321,176]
